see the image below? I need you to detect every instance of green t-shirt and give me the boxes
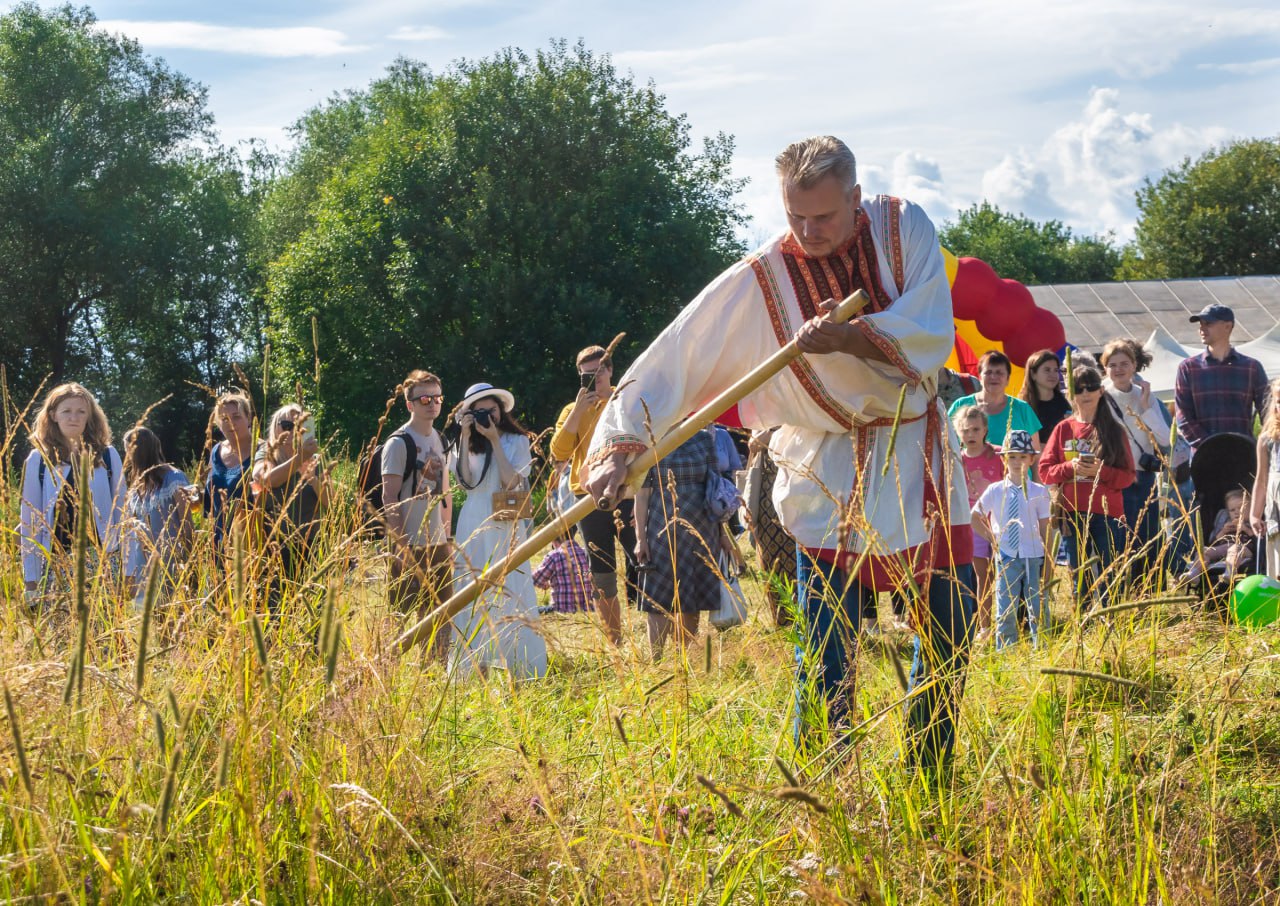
[947,394,1042,447]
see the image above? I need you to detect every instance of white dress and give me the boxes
[449,432,547,679]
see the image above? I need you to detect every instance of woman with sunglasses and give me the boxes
[1038,366,1135,610]
[447,382,547,679]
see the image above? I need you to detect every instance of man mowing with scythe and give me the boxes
[584,135,976,769]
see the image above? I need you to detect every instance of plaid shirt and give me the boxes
[531,540,594,613]
[1174,348,1269,446]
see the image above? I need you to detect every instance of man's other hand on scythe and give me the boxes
[796,297,890,361]
[584,451,630,511]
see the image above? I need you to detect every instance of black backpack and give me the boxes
[358,430,418,538]
[39,447,117,491]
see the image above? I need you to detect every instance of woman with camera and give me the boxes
[251,403,330,618]
[448,382,547,679]
[1039,366,1136,610]
[1101,338,1174,572]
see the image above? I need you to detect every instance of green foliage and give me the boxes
[1125,137,1280,279]
[264,42,746,449]
[939,202,1121,284]
[0,3,254,453]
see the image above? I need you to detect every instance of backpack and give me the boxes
[358,430,417,538]
[39,447,116,493]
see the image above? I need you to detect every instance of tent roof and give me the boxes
[1139,325,1193,399]
[1028,275,1280,355]
[1238,320,1280,379]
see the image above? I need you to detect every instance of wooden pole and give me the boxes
[397,289,871,652]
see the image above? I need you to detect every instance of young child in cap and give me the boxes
[972,430,1053,648]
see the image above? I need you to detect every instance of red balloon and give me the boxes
[953,333,978,375]
[976,278,1035,339]
[1004,307,1067,367]
[951,257,1000,320]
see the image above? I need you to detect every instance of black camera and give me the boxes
[1138,451,1163,473]
[470,408,493,429]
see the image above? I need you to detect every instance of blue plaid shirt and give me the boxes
[1174,347,1269,446]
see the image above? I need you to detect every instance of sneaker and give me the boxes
[860,622,881,639]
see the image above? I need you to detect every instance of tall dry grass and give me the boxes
[1,387,1279,904]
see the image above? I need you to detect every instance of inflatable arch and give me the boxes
[940,249,1067,387]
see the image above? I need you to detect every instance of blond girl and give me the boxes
[19,383,126,603]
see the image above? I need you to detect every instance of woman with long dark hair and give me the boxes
[1038,365,1136,609]
[1018,349,1071,446]
[121,426,195,600]
[448,382,547,679]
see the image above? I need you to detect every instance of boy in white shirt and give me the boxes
[382,369,453,658]
[972,430,1053,649]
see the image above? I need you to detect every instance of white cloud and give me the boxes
[1198,57,1280,75]
[98,20,368,58]
[978,88,1230,241]
[615,39,782,93]
[885,152,963,225]
[387,25,450,42]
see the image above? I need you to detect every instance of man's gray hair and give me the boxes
[775,136,857,191]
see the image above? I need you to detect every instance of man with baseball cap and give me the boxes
[1174,303,1270,447]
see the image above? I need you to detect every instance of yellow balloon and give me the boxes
[940,246,958,287]
[951,319,1025,388]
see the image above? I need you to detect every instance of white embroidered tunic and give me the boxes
[587,195,969,566]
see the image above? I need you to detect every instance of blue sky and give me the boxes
[15,0,1280,245]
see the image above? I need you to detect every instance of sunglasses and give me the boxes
[278,419,295,432]
[412,394,444,405]
[1075,383,1102,393]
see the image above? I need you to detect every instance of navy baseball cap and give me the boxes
[1189,303,1234,324]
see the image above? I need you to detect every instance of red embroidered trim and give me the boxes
[584,436,648,472]
[750,255,854,431]
[855,319,922,385]
[881,196,905,295]
[780,211,893,318]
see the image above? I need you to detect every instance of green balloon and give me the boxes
[1231,575,1280,627]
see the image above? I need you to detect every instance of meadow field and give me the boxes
[2,461,1279,905]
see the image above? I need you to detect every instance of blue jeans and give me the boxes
[1122,470,1160,568]
[795,548,975,768]
[1063,512,1125,610]
[994,554,1045,648]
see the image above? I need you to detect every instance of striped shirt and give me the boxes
[1174,348,1269,446]
[531,540,594,613]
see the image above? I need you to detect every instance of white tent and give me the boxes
[1238,321,1280,382]
[1141,326,1193,402]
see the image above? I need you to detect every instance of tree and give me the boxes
[1125,137,1280,279]
[939,203,1121,285]
[0,3,253,454]
[264,43,745,448]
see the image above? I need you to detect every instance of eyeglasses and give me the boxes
[412,394,444,405]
